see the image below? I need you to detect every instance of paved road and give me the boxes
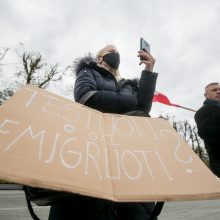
[0,190,220,220]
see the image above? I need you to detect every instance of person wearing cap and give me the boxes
[194,82,220,178]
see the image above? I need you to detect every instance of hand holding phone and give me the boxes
[140,37,150,60]
[139,37,155,71]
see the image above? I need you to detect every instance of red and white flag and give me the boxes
[153,92,180,107]
[153,91,196,112]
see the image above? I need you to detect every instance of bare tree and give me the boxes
[16,51,64,89]
[0,88,14,105]
[0,46,67,105]
[0,47,12,105]
[0,47,9,62]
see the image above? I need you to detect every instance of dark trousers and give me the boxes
[48,197,157,220]
[48,196,114,220]
[210,160,220,178]
[115,202,157,220]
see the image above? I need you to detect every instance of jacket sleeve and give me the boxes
[194,107,220,140]
[136,70,158,113]
[74,69,137,113]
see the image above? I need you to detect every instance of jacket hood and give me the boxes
[72,53,139,88]
[72,53,96,77]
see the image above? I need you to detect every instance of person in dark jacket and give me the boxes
[74,45,157,116]
[48,44,159,220]
[194,82,220,178]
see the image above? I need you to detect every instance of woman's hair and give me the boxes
[96,45,116,58]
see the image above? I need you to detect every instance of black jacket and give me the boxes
[73,55,158,115]
[194,99,220,177]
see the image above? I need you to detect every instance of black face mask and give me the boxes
[102,53,120,69]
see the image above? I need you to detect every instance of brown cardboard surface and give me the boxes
[0,85,220,201]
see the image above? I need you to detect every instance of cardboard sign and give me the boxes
[0,85,220,201]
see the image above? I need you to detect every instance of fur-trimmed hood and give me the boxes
[72,53,139,88]
[72,53,96,77]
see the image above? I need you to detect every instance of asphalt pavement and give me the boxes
[0,186,219,220]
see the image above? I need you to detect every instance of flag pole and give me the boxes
[176,105,197,112]
[153,92,197,112]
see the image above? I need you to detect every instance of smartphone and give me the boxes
[140,37,150,60]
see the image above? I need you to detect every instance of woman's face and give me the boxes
[96,45,120,70]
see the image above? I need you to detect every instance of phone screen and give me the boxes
[140,38,150,60]
[140,37,150,53]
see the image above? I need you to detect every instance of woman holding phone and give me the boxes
[48,44,159,220]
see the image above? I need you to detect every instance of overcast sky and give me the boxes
[0,0,220,123]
